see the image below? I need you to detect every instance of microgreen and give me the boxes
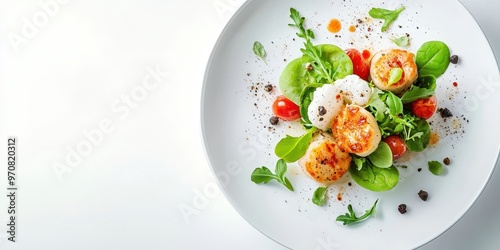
[390,35,410,47]
[275,127,316,162]
[369,6,405,32]
[253,41,267,64]
[336,199,379,225]
[428,160,444,175]
[312,187,328,206]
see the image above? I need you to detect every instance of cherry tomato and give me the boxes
[383,135,407,160]
[345,48,370,81]
[272,95,301,121]
[410,95,437,119]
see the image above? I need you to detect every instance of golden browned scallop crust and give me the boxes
[332,105,381,157]
[298,132,351,184]
[370,49,418,94]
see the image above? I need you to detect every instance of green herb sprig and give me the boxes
[253,41,267,64]
[369,6,405,32]
[336,199,379,225]
[251,159,294,191]
[312,187,328,206]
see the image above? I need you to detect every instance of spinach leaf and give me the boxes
[414,75,437,90]
[299,83,324,126]
[401,86,434,104]
[385,91,403,115]
[390,35,410,47]
[404,119,430,152]
[279,57,315,104]
[368,142,393,169]
[312,187,328,206]
[416,41,451,78]
[428,161,444,175]
[336,199,379,225]
[251,159,294,191]
[253,41,267,64]
[349,161,399,191]
[275,128,316,162]
[369,6,405,32]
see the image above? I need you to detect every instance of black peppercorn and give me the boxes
[450,55,459,64]
[418,190,428,201]
[398,204,407,214]
[269,116,279,125]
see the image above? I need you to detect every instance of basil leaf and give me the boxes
[416,41,451,78]
[253,41,267,64]
[299,83,323,125]
[312,187,328,206]
[405,119,431,152]
[390,35,410,47]
[387,67,403,86]
[369,6,405,32]
[349,161,399,191]
[368,142,393,169]
[428,161,444,175]
[275,128,316,162]
[414,75,437,90]
[385,91,403,115]
[401,86,434,104]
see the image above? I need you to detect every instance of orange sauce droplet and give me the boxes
[327,19,342,33]
[429,132,440,145]
[348,25,356,32]
[362,50,371,60]
[337,192,343,201]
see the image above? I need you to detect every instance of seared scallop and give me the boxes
[298,132,352,184]
[370,49,418,94]
[332,105,381,157]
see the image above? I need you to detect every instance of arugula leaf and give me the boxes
[289,8,333,83]
[404,119,431,152]
[390,35,410,47]
[275,127,316,162]
[336,199,379,225]
[312,187,328,206]
[401,86,435,104]
[253,41,267,64]
[369,6,405,32]
[428,160,444,175]
[251,159,294,191]
[387,67,403,86]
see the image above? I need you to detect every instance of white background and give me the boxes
[0,0,498,249]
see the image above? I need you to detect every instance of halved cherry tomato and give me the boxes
[383,135,407,160]
[345,48,370,81]
[272,95,301,121]
[410,95,437,119]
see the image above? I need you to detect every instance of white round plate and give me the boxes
[201,0,500,249]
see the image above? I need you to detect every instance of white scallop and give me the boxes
[334,75,372,106]
[307,84,344,131]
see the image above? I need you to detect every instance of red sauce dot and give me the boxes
[362,50,371,60]
[453,82,458,87]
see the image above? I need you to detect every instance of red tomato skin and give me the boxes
[272,95,301,121]
[345,48,370,81]
[410,96,437,120]
[383,135,407,160]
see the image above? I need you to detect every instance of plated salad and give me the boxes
[250,6,456,224]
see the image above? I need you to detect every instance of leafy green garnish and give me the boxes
[312,187,328,206]
[336,199,379,225]
[253,41,267,64]
[299,83,323,126]
[387,67,403,86]
[390,35,410,47]
[349,159,399,191]
[369,6,405,32]
[416,41,451,78]
[275,127,316,162]
[251,159,294,191]
[404,119,431,152]
[401,86,435,104]
[368,142,393,169]
[428,160,444,175]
